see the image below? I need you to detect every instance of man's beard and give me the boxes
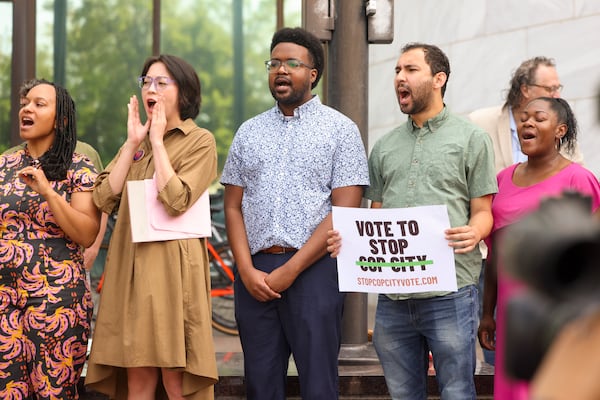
[399,81,435,115]
[270,81,311,108]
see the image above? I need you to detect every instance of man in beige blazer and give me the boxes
[470,56,583,173]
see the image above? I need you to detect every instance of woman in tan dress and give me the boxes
[85,54,218,399]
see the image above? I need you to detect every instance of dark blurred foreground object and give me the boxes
[530,308,600,400]
[502,191,600,381]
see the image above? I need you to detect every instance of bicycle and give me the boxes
[208,191,238,336]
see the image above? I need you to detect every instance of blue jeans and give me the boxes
[373,285,478,400]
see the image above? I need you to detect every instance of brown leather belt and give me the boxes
[259,245,298,254]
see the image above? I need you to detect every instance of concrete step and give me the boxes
[79,344,494,399]
[79,374,494,399]
[213,375,493,399]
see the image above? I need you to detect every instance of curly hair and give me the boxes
[20,79,77,181]
[270,27,324,89]
[505,57,556,108]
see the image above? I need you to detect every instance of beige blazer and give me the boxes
[469,104,584,173]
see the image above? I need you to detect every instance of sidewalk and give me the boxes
[82,294,493,399]
[212,328,494,399]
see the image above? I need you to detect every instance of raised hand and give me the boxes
[126,95,150,146]
[148,96,168,145]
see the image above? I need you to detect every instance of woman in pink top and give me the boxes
[478,97,600,400]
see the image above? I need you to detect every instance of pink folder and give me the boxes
[127,179,211,243]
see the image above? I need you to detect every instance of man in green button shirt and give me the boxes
[365,43,498,400]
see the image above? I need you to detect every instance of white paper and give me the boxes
[332,205,457,293]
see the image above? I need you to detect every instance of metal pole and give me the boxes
[327,0,375,361]
[152,0,160,55]
[232,0,244,131]
[276,0,284,30]
[11,0,36,145]
[327,0,368,169]
[53,0,66,86]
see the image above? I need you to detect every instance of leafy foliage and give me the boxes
[1,0,301,178]
[65,0,153,164]
[0,53,10,148]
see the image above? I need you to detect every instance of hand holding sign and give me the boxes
[331,205,457,294]
[326,229,342,258]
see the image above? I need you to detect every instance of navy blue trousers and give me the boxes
[234,252,345,400]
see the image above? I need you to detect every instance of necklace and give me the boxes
[22,146,42,168]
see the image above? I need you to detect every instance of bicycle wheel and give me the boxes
[209,241,238,336]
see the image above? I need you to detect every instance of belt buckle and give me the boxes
[273,248,287,254]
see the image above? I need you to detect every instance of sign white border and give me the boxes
[332,205,457,293]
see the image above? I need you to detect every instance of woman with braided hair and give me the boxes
[0,79,100,399]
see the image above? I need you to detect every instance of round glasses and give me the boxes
[138,75,175,91]
[529,83,564,95]
[264,59,314,73]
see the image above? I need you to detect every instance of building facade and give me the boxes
[369,0,600,176]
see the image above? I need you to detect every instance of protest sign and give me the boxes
[332,205,457,293]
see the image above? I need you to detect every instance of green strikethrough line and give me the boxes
[355,260,434,268]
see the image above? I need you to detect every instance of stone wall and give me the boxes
[368,0,600,176]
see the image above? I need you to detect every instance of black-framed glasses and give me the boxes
[529,83,564,95]
[138,75,175,91]
[265,59,314,73]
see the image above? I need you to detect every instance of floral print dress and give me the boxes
[0,148,97,399]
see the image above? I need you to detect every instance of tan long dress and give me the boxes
[85,119,218,399]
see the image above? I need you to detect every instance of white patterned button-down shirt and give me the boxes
[221,95,369,254]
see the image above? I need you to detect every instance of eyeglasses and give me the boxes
[265,59,314,73]
[138,75,175,91]
[529,83,564,95]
